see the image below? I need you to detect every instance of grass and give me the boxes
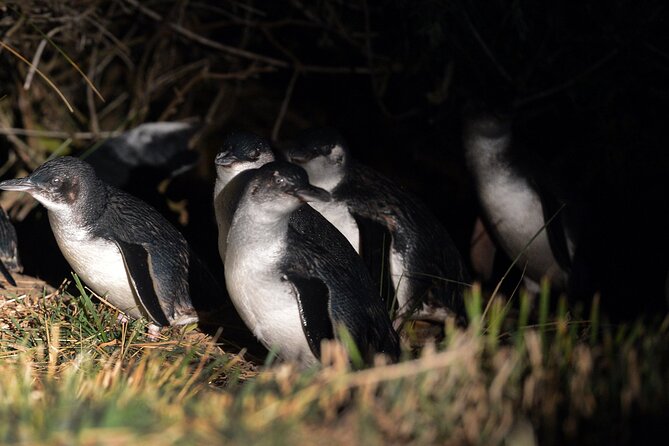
[1,277,668,445]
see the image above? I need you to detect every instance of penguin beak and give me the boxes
[215,152,236,167]
[286,149,314,164]
[0,177,38,193]
[290,184,331,203]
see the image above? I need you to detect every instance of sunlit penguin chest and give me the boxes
[48,213,142,319]
[225,222,317,365]
[310,201,360,253]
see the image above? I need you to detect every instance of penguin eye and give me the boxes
[249,149,260,159]
[51,177,62,186]
[272,171,286,186]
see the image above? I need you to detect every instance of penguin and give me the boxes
[462,112,575,292]
[84,121,199,190]
[224,161,400,367]
[0,206,21,286]
[212,132,275,261]
[0,156,224,328]
[284,128,470,327]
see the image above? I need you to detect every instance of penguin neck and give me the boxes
[214,168,243,195]
[233,200,293,239]
[306,164,345,193]
[226,200,293,268]
[213,175,229,201]
[465,128,514,188]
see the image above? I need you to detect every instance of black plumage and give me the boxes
[0,207,21,287]
[284,204,400,362]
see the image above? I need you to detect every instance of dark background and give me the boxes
[1,0,668,317]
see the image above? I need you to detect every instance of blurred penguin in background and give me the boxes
[463,93,669,321]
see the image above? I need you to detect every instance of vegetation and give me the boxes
[0,277,667,445]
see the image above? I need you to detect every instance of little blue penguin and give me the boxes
[0,206,22,286]
[463,112,575,292]
[213,132,276,261]
[85,121,199,189]
[0,156,224,327]
[224,161,400,367]
[285,128,470,327]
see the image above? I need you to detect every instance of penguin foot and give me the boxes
[146,323,162,341]
[116,313,130,324]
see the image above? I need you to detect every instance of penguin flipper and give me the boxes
[0,260,16,287]
[352,214,394,308]
[114,240,170,326]
[285,274,334,359]
[535,182,572,271]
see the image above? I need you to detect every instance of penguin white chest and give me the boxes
[49,215,141,319]
[388,246,410,311]
[225,230,317,366]
[478,171,567,285]
[310,201,360,252]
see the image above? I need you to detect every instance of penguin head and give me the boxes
[462,112,513,178]
[0,156,103,213]
[245,161,330,218]
[113,122,198,168]
[215,132,275,185]
[284,127,349,192]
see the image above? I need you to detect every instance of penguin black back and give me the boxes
[285,204,400,361]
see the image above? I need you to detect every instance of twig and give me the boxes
[150,59,209,95]
[271,69,299,141]
[0,150,17,178]
[85,14,131,58]
[87,46,100,135]
[26,15,106,102]
[514,50,618,108]
[0,127,122,140]
[203,87,227,127]
[23,27,63,90]
[461,9,513,84]
[302,64,376,75]
[0,13,25,50]
[0,115,41,170]
[205,65,277,80]
[98,92,129,122]
[0,40,74,113]
[123,0,289,68]
[360,0,414,119]
[157,69,209,122]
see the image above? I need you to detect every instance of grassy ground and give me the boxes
[1,275,668,445]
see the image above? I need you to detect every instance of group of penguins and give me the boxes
[1,113,663,368]
[0,123,474,368]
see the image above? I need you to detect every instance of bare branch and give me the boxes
[271,69,299,142]
[123,0,290,68]
[0,127,122,140]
